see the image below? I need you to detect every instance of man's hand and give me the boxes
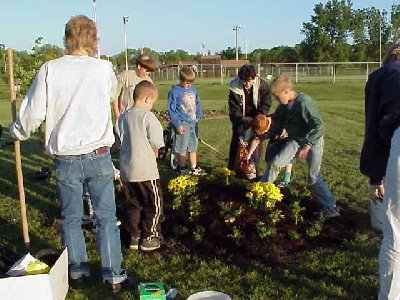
[176,126,185,135]
[368,184,384,203]
[278,129,288,140]
[298,144,311,160]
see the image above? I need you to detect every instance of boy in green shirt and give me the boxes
[260,75,339,219]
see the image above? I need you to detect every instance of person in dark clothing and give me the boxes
[228,64,272,172]
[360,43,400,300]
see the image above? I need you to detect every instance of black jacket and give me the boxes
[228,76,272,137]
[360,61,400,183]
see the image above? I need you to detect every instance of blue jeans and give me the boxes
[54,150,126,284]
[260,137,336,209]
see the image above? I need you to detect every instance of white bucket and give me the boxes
[370,198,384,232]
[187,291,231,300]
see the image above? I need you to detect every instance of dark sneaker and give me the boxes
[105,276,139,293]
[35,166,52,180]
[320,206,340,220]
[69,275,89,289]
[176,166,189,175]
[140,237,161,252]
[129,237,140,251]
[177,166,189,175]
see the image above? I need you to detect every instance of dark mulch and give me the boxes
[118,180,360,264]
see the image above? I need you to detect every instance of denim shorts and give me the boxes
[174,121,198,154]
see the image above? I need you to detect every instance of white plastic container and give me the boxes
[187,291,231,300]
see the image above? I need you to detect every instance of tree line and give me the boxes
[0,1,399,93]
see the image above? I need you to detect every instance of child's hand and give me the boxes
[298,144,311,160]
[244,153,252,162]
[176,126,185,135]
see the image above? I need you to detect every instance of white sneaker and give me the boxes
[190,166,206,176]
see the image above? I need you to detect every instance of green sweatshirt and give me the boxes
[269,93,324,146]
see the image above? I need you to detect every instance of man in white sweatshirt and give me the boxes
[9,15,135,293]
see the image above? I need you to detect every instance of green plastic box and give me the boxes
[138,282,166,300]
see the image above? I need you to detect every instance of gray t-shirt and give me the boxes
[114,70,153,113]
[117,108,164,182]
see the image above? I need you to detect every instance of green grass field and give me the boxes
[0,80,380,300]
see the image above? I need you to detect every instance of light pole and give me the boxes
[92,0,100,58]
[123,15,129,70]
[233,25,241,61]
[379,12,382,67]
[245,36,248,59]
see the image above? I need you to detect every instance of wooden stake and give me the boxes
[7,48,30,249]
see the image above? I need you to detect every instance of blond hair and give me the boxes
[179,66,196,83]
[64,15,97,56]
[270,75,293,94]
[383,44,400,64]
[133,81,158,102]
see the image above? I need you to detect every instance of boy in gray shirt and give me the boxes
[116,81,164,251]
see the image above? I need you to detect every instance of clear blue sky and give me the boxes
[0,0,396,56]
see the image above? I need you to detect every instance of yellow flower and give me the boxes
[224,216,236,224]
[246,192,254,199]
[246,182,283,210]
[210,167,234,183]
[168,175,198,197]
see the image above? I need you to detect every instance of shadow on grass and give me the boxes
[0,130,62,223]
[154,191,380,299]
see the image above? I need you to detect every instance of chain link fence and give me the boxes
[151,62,381,84]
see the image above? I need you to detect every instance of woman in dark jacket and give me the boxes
[360,43,400,300]
[228,64,272,171]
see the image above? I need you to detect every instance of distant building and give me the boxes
[155,55,251,80]
[162,60,198,67]
[199,55,249,77]
[200,55,222,65]
[200,55,249,66]
[161,56,249,68]
[221,59,250,67]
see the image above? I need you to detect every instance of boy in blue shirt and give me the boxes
[167,66,203,175]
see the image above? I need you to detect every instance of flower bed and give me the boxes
[161,167,355,262]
